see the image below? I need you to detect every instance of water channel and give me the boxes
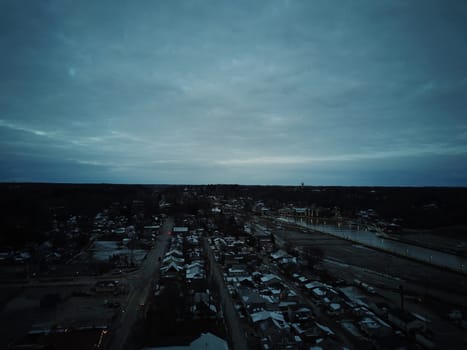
[278,217,467,275]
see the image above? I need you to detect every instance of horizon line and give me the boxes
[1,181,466,189]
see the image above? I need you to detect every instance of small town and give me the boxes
[0,184,466,349]
[2,1,467,349]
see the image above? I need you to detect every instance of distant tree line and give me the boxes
[2,184,466,248]
[0,183,163,247]
[202,185,467,229]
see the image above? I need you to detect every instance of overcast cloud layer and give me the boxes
[1,0,467,185]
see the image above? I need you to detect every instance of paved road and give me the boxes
[0,270,142,288]
[108,219,172,350]
[203,238,249,350]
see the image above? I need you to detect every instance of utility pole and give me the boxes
[399,285,405,311]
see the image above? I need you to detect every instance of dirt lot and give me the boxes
[0,285,124,349]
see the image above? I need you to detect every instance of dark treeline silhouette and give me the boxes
[1,183,466,247]
[0,183,164,247]
[186,184,467,230]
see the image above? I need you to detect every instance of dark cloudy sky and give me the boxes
[1,0,467,185]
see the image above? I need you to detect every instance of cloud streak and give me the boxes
[0,0,466,185]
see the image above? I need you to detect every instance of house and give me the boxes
[141,332,228,350]
[165,249,183,258]
[260,274,283,286]
[292,207,310,218]
[163,255,185,265]
[239,288,267,313]
[251,310,289,330]
[326,302,343,316]
[278,207,295,217]
[258,236,275,253]
[212,237,227,247]
[252,312,300,350]
[277,300,298,311]
[143,225,160,237]
[185,234,200,246]
[186,262,205,280]
[358,315,392,338]
[211,207,222,214]
[304,281,326,290]
[387,308,426,334]
[307,286,327,301]
[190,292,217,319]
[270,250,289,260]
[271,250,298,266]
[238,277,256,288]
[280,289,299,303]
[227,266,248,277]
[160,262,184,274]
[225,254,247,267]
[173,227,189,235]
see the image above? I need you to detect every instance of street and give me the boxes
[107,218,172,350]
[203,238,249,350]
